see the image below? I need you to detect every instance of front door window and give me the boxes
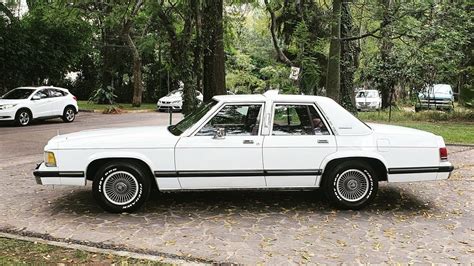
[196,104,263,136]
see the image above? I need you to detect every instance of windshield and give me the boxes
[166,90,183,97]
[2,88,35,99]
[168,100,218,135]
[356,91,378,98]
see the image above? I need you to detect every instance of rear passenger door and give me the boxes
[46,89,67,116]
[263,103,336,188]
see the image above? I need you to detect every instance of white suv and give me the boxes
[0,86,79,126]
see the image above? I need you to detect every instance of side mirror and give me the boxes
[213,127,226,139]
[31,95,41,100]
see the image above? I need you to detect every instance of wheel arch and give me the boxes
[64,104,78,114]
[15,107,33,118]
[86,156,158,190]
[320,154,388,182]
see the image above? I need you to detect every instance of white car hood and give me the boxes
[159,96,182,102]
[0,99,26,105]
[356,97,378,102]
[47,126,179,150]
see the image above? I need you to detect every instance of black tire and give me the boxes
[322,161,378,210]
[62,106,76,123]
[15,109,32,126]
[92,161,151,213]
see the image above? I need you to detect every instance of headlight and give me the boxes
[172,100,181,104]
[44,151,57,167]
[0,104,17,110]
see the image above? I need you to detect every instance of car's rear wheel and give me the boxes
[62,106,76,123]
[15,109,31,126]
[92,162,151,213]
[323,161,378,210]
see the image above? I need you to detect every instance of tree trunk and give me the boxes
[325,0,341,102]
[202,0,226,102]
[193,0,203,95]
[340,2,357,113]
[264,0,293,66]
[124,33,143,107]
[379,0,393,108]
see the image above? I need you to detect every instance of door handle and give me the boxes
[317,139,329,144]
[243,140,254,144]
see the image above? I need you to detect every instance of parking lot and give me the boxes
[0,112,473,264]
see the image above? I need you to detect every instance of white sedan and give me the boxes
[0,86,78,126]
[157,89,203,112]
[34,90,453,212]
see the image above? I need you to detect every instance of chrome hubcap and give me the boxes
[103,171,139,205]
[19,112,29,125]
[336,169,370,202]
[66,109,74,121]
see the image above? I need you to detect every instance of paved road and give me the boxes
[0,112,473,264]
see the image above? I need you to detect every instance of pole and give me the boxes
[167,70,172,125]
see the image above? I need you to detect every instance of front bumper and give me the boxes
[356,103,379,110]
[157,103,182,111]
[0,108,16,121]
[416,99,453,110]
[33,162,86,186]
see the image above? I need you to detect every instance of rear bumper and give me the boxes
[387,164,454,182]
[33,162,86,186]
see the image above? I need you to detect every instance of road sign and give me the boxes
[289,67,300,80]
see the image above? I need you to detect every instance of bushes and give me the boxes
[358,107,474,123]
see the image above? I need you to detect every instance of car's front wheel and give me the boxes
[323,161,378,210]
[15,109,32,126]
[92,162,151,213]
[62,106,76,123]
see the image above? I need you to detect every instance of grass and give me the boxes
[0,237,165,264]
[358,108,474,144]
[78,100,157,111]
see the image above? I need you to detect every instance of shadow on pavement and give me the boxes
[47,184,434,217]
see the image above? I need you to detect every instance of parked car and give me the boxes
[415,84,454,112]
[0,86,78,126]
[355,89,382,111]
[157,89,203,112]
[34,90,453,213]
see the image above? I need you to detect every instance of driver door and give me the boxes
[175,103,265,189]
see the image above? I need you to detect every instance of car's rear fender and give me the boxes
[319,151,389,182]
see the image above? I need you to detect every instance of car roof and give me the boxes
[17,86,68,91]
[213,90,328,103]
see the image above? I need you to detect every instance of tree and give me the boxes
[202,0,226,101]
[121,0,144,107]
[325,0,341,101]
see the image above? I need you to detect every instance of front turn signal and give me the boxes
[45,151,57,167]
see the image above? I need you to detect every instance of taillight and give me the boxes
[73,95,77,101]
[439,147,448,161]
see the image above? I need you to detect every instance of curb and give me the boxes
[446,143,474,147]
[0,228,218,265]
[79,109,157,114]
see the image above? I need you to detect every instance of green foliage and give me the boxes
[0,2,92,91]
[89,86,117,105]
